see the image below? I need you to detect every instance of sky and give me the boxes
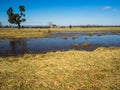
[0,0,120,26]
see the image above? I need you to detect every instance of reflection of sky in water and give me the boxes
[0,33,120,56]
[27,35,120,50]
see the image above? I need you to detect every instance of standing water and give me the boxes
[0,31,120,56]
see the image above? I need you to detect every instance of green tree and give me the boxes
[7,6,26,29]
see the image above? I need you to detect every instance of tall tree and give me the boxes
[7,6,26,29]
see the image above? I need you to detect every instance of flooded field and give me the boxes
[0,31,120,56]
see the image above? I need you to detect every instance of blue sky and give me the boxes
[0,0,120,26]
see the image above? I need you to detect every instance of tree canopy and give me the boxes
[7,5,26,29]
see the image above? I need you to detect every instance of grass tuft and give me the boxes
[81,43,90,47]
[87,32,93,36]
[72,36,77,40]
[72,44,79,47]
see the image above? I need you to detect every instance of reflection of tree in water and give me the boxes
[10,39,27,55]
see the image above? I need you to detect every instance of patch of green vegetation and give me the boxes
[0,47,120,90]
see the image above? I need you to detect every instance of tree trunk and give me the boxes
[18,23,20,29]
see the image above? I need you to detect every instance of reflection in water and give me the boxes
[0,32,120,56]
[9,39,27,55]
[10,41,16,54]
[0,39,27,56]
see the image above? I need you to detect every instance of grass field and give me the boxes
[0,47,120,90]
[0,27,120,38]
[0,28,48,38]
[48,27,120,32]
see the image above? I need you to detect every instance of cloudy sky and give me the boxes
[0,0,120,26]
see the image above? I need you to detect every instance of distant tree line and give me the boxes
[2,24,120,28]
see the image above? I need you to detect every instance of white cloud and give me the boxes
[103,6,112,10]
[102,6,119,12]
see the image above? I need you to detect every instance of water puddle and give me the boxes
[0,31,120,56]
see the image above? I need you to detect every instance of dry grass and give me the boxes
[87,32,93,36]
[0,27,120,38]
[48,27,120,32]
[0,47,120,90]
[0,28,48,38]
[81,43,90,47]
[72,44,79,47]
